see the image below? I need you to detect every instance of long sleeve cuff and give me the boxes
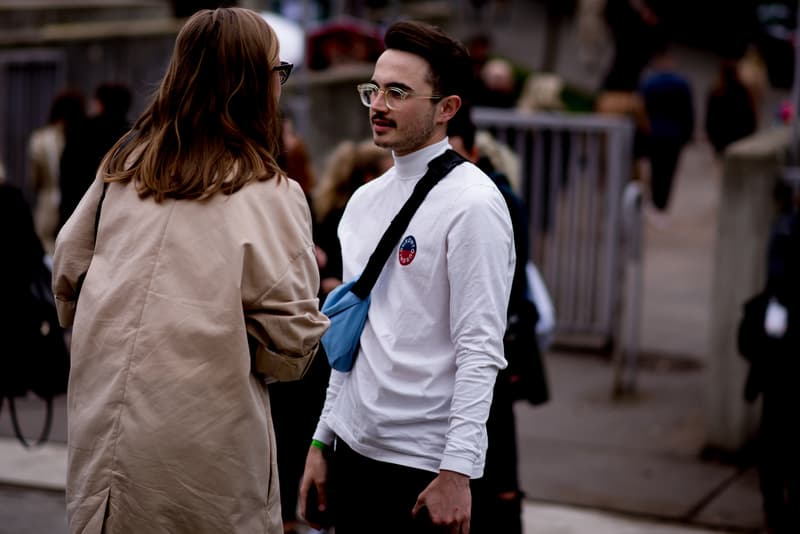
[439,454,475,478]
[312,421,336,447]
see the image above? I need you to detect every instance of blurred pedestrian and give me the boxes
[299,20,515,534]
[517,72,566,112]
[313,139,392,298]
[474,58,521,109]
[639,42,694,213]
[0,182,47,404]
[595,85,650,182]
[52,8,328,533]
[738,183,799,534]
[279,109,315,199]
[705,58,757,156]
[737,45,769,125]
[602,0,662,92]
[27,89,85,255]
[448,107,550,534]
[59,82,131,229]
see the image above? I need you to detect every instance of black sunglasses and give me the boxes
[273,61,293,85]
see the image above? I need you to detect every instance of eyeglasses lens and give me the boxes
[358,85,400,110]
[275,62,293,85]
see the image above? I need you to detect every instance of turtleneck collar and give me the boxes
[392,138,450,181]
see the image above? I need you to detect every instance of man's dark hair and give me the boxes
[383,20,471,100]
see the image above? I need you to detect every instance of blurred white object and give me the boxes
[527,261,555,352]
[765,297,788,338]
[260,11,305,67]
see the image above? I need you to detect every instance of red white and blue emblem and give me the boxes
[398,235,417,266]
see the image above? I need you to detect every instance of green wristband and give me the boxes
[311,439,328,451]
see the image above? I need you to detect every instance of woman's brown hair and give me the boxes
[313,140,391,223]
[103,8,284,201]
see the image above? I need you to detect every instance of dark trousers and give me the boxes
[648,141,682,211]
[268,350,330,522]
[470,371,523,534]
[758,391,799,533]
[332,439,453,534]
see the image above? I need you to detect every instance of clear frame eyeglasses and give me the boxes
[357,83,442,110]
[273,61,293,85]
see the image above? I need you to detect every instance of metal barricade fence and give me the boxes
[471,107,639,353]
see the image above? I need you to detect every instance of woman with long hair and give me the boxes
[52,8,328,533]
[313,139,392,297]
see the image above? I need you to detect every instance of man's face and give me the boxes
[368,49,441,156]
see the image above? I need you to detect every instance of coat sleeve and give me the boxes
[244,181,329,382]
[51,175,104,327]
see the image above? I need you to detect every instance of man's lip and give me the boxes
[371,116,394,127]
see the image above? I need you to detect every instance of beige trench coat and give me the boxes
[53,174,329,534]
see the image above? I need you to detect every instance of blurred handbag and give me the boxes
[504,297,550,406]
[322,150,465,372]
[504,262,553,406]
[527,261,555,353]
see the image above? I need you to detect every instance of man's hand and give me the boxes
[412,470,471,534]
[298,446,330,529]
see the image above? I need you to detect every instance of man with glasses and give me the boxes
[300,20,515,534]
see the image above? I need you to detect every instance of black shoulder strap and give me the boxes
[92,129,137,243]
[350,149,466,299]
[93,181,109,243]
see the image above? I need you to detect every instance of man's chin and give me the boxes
[372,134,392,150]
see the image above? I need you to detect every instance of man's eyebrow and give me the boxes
[370,79,413,92]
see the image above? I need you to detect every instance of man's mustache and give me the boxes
[371,113,395,125]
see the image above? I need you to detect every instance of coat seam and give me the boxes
[105,201,177,484]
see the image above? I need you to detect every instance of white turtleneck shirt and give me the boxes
[313,138,515,478]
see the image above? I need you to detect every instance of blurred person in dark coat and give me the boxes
[738,183,799,534]
[27,89,86,254]
[59,82,131,229]
[602,0,662,92]
[639,42,694,213]
[0,182,47,400]
[705,58,757,156]
[448,107,549,534]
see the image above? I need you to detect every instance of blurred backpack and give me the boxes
[486,166,553,406]
[0,184,70,447]
[504,264,554,406]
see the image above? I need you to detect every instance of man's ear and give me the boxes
[437,95,461,125]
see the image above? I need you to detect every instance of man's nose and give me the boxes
[371,90,389,111]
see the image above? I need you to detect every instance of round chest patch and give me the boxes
[398,235,417,266]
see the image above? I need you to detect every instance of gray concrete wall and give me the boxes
[706,127,791,452]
